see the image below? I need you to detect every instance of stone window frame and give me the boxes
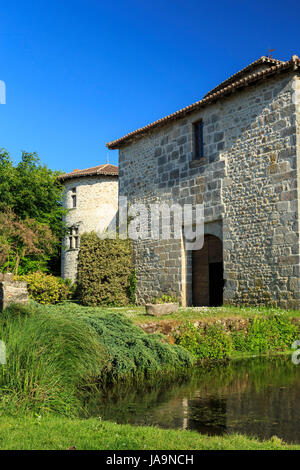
[68,226,80,251]
[71,187,77,208]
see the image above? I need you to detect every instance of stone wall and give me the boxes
[61,175,119,282]
[118,72,300,308]
[296,75,300,305]
[139,316,300,337]
[0,273,28,311]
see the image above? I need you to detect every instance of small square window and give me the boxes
[193,120,204,160]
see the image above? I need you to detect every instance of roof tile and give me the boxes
[58,163,118,182]
[106,55,299,149]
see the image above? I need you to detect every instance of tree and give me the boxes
[0,150,67,274]
[0,208,57,275]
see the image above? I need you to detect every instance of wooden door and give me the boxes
[192,235,223,306]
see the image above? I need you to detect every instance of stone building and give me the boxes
[107,55,300,309]
[58,164,118,282]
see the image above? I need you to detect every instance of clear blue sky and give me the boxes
[1,0,299,172]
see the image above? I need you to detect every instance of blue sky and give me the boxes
[1,0,299,172]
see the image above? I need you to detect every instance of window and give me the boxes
[193,120,204,160]
[68,227,80,250]
[74,227,79,249]
[71,187,77,208]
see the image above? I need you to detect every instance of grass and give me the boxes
[0,415,299,450]
[29,301,300,369]
[38,301,300,325]
[0,302,193,416]
[127,304,300,324]
[0,303,103,416]
[1,301,300,450]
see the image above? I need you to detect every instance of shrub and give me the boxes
[128,269,137,304]
[17,272,70,304]
[175,323,233,360]
[174,323,200,356]
[153,295,178,304]
[231,330,248,352]
[76,312,194,383]
[176,315,299,359]
[243,315,298,354]
[76,232,134,306]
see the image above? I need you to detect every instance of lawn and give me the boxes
[0,415,298,450]
[39,301,300,325]
[2,301,300,451]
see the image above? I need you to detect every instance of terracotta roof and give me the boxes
[204,56,283,98]
[106,55,300,150]
[57,164,118,182]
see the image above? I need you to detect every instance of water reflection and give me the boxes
[89,356,300,444]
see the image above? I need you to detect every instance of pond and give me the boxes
[89,356,300,444]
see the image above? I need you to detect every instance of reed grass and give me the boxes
[0,303,193,416]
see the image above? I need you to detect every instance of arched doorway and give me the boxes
[192,234,223,306]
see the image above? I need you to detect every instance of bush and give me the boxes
[17,272,70,304]
[243,315,298,354]
[76,312,194,383]
[153,295,178,304]
[128,269,137,304]
[231,330,248,352]
[76,232,134,306]
[176,315,299,359]
[175,323,233,360]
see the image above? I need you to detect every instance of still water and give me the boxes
[91,356,300,444]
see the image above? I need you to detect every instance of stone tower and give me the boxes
[58,164,118,282]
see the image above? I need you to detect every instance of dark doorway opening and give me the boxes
[192,235,223,306]
[209,262,223,307]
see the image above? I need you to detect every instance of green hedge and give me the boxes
[76,232,134,306]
